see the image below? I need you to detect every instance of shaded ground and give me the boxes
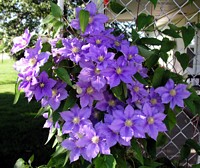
[0,59,53,168]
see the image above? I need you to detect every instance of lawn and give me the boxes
[0,59,53,168]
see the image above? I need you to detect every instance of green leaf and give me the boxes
[28,154,34,165]
[94,155,116,168]
[50,2,63,18]
[109,1,127,14]
[53,20,64,37]
[159,52,168,63]
[111,82,126,101]
[134,73,149,85]
[175,52,189,71]
[164,108,176,131]
[63,89,77,110]
[161,38,176,52]
[131,139,144,165]
[169,24,180,31]
[156,133,168,147]
[152,67,165,88]
[138,46,155,59]
[192,164,200,168]
[79,9,89,33]
[185,139,200,154]
[41,14,55,25]
[149,0,158,8]
[139,38,161,45]
[145,51,159,69]
[180,144,190,161]
[48,151,69,168]
[137,13,154,31]
[147,138,156,158]
[14,158,26,168]
[132,29,140,43]
[181,26,195,48]
[35,106,51,118]
[52,145,66,158]
[41,42,51,52]
[13,81,21,104]
[54,67,72,87]
[162,29,181,38]
[45,128,56,145]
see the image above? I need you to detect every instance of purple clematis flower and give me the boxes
[102,56,136,88]
[155,79,191,109]
[127,80,148,103]
[41,81,68,110]
[75,125,110,161]
[14,39,50,73]
[60,105,92,134]
[31,71,56,101]
[71,2,108,34]
[43,112,60,130]
[95,92,124,113]
[147,88,165,112]
[142,103,167,140]
[76,81,104,107]
[56,38,83,63]
[121,45,144,64]
[78,62,107,91]
[109,105,146,142]
[11,28,31,54]
[86,45,114,69]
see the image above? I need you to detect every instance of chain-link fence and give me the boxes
[68,0,200,166]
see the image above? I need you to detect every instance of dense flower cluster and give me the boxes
[13,2,191,163]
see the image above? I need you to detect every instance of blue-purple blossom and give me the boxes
[11,28,31,54]
[86,45,114,69]
[109,105,146,142]
[31,71,56,101]
[102,57,136,88]
[76,81,104,107]
[78,62,107,91]
[95,92,124,113]
[43,113,60,130]
[121,45,144,64]
[147,88,165,112]
[142,103,167,140]
[56,38,83,63]
[41,81,68,110]
[60,105,92,134]
[127,81,148,103]
[71,2,108,34]
[14,39,50,73]
[155,79,190,109]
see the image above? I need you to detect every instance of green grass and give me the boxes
[0,59,53,168]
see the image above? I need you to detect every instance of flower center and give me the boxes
[170,89,176,96]
[95,68,101,75]
[21,39,27,46]
[148,117,154,125]
[29,58,37,66]
[116,67,122,74]
[134,86,140,92]
[98,55,104,62]
[72,47,79,53]
[115,41,120,46]
[40,83,45,88]
[52,89,57,97]
[77,133,84,139]
[26,76,31,81]
[91,136,99,144]
[108,100,115,107]
[128,54,133,60]
[89,16,93,24]
[150,98,157,105]
[96,39,101,44]
[87,86,94,94]
[73,117,80,124]
[125,119,133,127]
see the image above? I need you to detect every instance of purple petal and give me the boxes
[120,126,133,142]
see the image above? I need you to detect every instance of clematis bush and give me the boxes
[12,1,200,168]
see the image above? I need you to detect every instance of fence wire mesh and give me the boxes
[68,0,200,166]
